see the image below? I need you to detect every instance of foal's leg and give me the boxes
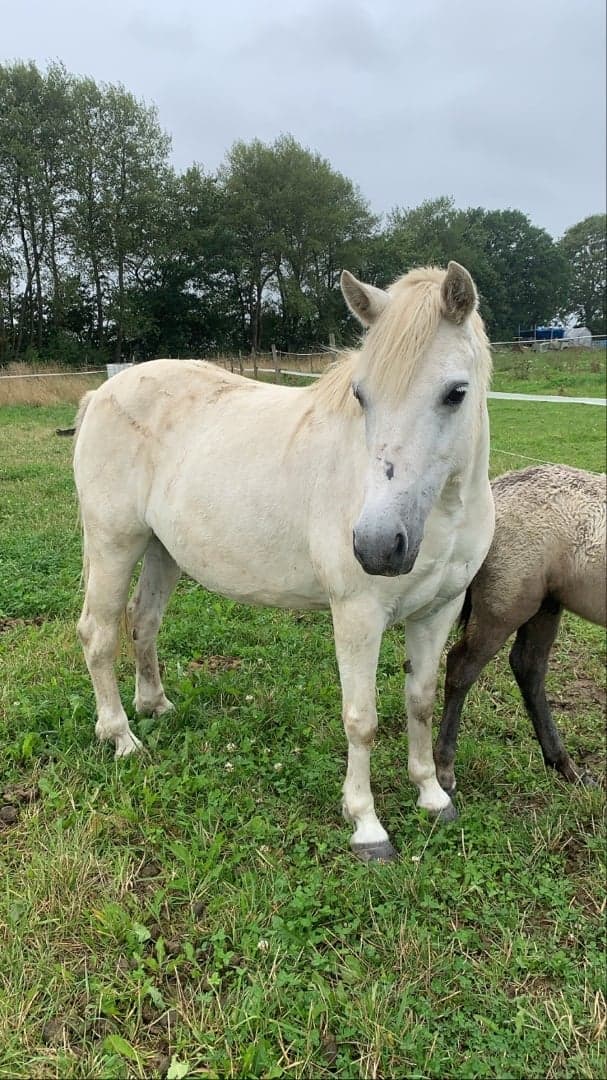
[78,533,149,757]
[331,598,396,861]
[509,600,594,785]
[127,536,181,717]
[434,614,516,796]
[405,598,464,821]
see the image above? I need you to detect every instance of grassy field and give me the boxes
[490,349,606,399]
[0,385,605,1078]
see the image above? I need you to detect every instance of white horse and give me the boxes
[74,262,494,861]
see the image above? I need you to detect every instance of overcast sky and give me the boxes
[3,0,605,238]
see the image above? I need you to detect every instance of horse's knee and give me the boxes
[77,611,91,648]
[344,706,377,747]
[406,675,435,722]
[78,612,118,664]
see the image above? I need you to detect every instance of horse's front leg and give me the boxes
[331,598,396,862]
[405,597,464,821]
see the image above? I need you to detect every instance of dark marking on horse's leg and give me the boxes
[509,599,592,783]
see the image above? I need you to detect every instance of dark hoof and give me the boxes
[435,800,459,824]
[351,839,398,863]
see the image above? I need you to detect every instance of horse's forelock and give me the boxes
[312,267,490,414]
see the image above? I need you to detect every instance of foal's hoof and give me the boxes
[351,839,398,863]
[114,729,143,758]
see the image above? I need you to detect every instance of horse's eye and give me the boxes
[444,384,468,407]
[352,383,365,408]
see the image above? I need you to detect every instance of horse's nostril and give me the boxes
[393,532,406,559]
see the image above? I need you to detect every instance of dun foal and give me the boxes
[434,464,606,792]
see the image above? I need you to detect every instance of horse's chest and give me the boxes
[391,519,485,622]
[390,558,466,622]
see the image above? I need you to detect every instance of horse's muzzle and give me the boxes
[353,528,419,577]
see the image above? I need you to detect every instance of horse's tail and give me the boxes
[73,391,97,593]
[74,390,96,443]
[55,389,97,439]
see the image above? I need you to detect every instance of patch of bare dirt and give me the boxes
[187,654,242,673]
[0,782,41,830]
[549,675,606,713]
[3,782,41,804]
[0,614,45,634]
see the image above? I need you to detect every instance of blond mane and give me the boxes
[312,266,491,413]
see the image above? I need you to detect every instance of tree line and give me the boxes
[0,61,605,367]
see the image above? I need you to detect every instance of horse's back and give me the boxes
[73,359,338,608]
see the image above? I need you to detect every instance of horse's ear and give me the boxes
[440,262,478,324]
[341,270,389,327]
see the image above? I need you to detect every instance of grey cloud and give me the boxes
[2,0,605,237]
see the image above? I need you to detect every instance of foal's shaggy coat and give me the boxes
[435,464,606,792]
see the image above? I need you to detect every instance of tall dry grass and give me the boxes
[0,362,105,406]
[212,352,332,376]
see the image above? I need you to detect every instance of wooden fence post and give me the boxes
[271,344,280,382]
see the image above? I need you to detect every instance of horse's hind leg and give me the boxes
[509,599,594,785]
[78,531,150,757]
[127,536,181,717]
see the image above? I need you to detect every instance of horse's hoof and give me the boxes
[135,695,174,717]
[114,729,143,758]
[153,697,174,718]
[351,839,398,863]
[435,800,459,824]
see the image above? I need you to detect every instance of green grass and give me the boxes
[490,348,606,399]
[0,398,605,1079]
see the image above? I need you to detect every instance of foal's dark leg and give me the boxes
[434,621,512,796]
[509,599,595,785]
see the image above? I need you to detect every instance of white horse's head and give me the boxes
[341,262,490,577]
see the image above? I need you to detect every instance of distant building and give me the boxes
[563,326,593,347]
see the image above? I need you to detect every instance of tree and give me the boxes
[383,199,570,340]
[67,82,171,360]
[126,164,237,358]
[217,136,377,350]
[0,61,72,360]
[559,214,606,334]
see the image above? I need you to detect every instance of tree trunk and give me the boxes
[115,255,124,361]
